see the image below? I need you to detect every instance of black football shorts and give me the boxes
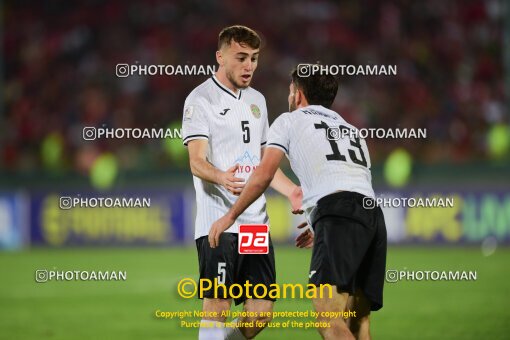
[308,191,387,311]
[195,232,276,305]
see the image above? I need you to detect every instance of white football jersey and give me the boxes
[182,75,269,239]
[267,105,375,216]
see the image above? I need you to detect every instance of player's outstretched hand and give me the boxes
[289,186,304,214]
[295,222,313,249]
[209,215,235,248]
[219,164,245,196]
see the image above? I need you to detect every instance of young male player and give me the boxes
[182,26,302,340]
[210,67,387,340]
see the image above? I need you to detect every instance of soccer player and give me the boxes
[182,26,302,340]
[210,67,387,340]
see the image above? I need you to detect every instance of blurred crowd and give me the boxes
[2,0,506,176]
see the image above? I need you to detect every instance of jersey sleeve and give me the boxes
[267,113,290,155]
[182,99,209,146]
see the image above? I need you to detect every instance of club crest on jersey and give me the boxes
[250,104,261,118]
[184,106,194,120]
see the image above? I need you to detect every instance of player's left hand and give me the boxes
[209,215,235,248]
[295,222,314,248]
[289,186,304,214]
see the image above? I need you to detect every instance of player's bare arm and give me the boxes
[187,139,245,196]
[271,169,303,213]
[262,148,304,214]
[209,147,284,248]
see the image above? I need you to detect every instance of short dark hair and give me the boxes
[218,25,261,50]
[290,65,339,108]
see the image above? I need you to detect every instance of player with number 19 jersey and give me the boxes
[267,104,375,216]
[267,104,386,313]
[182,75,270,239]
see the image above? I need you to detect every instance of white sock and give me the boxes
[224,318,246,340]
[198,319,225,340]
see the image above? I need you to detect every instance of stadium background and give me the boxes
[1,0,509,339]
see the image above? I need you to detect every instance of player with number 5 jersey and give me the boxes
[183,68,271,239]
[182,26,302,340]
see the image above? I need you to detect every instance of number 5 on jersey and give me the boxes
[241,120,250,143]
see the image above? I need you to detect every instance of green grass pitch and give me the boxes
[1,246,509,339]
